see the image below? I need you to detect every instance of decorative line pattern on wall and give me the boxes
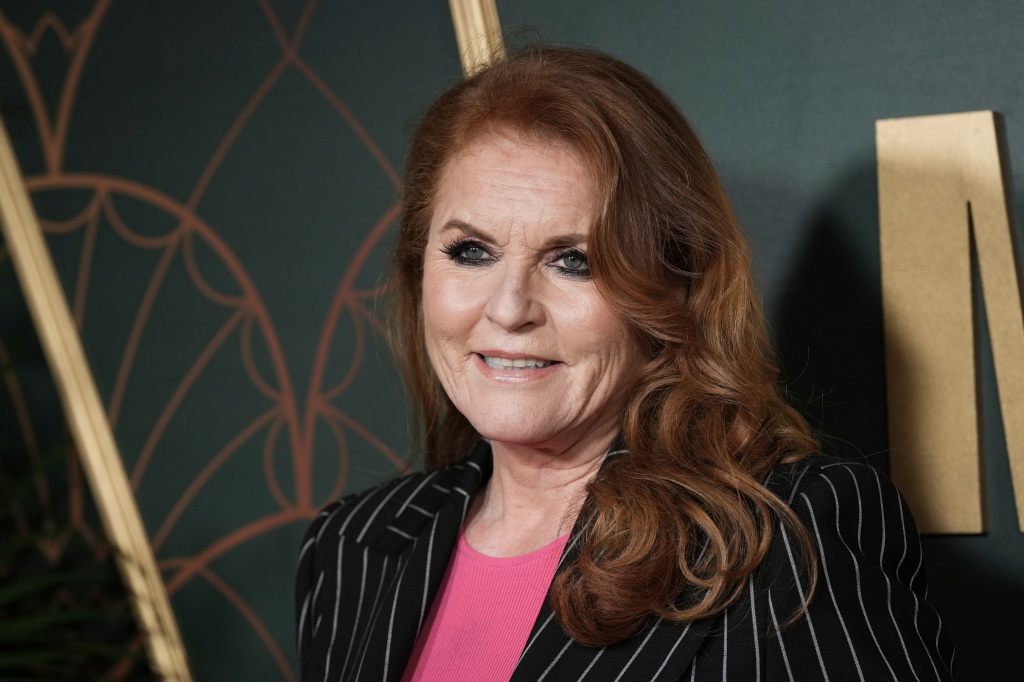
[0,1,460,677]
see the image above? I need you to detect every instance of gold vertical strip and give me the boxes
[448,0,505,76]
[878,111,1024,534]
[0,118,192,678]
[878,113,981,534]
[968,114,1024,533]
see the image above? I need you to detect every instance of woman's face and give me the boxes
[422,133,643,453]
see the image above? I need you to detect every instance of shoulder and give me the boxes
[747,456,956,679]
[298,473,424,557]
[767,454,883,496]
[298,449,489,560]
[767,454,905,522]
[765,455,920,577]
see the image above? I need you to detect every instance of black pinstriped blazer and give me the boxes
[296,440,955,681]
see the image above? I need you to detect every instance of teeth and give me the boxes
[483,356,554,370]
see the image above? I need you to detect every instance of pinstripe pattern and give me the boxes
[296,441,954,680]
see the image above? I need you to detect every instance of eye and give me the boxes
[461,244,487,261]
[551,248,590,278]
[441,237,493,266]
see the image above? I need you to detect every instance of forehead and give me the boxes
[431,133,597,234]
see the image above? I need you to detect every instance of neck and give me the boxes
[462,430,616,557]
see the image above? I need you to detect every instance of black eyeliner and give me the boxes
[550,247,591,278]
[441,237,492,266]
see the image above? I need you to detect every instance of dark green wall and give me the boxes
[496,0,1024,678]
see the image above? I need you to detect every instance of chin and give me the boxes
[464,411,563,449]
[474,424,554,447]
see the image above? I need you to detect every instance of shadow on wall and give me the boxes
[762,161,886,471]
[768,161,1024,680]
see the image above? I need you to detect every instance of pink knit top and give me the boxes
[401,531,571,681]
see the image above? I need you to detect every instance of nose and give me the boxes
[483,262,545,331]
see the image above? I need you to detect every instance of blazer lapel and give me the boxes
[351,441,492,681]
[510,529,714,682]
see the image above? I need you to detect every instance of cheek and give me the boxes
[422,265,485,349]
[555,289,632,358]
[562,294,643,391]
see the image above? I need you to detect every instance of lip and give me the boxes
[472,352,563,383]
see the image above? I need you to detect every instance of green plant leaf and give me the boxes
[0,570,108,607]
[0,608,114,640]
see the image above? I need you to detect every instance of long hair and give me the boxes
[390,45,818,646]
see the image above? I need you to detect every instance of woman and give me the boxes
[296,46,954,681]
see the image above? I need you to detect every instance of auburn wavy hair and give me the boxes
[389,45,819,646]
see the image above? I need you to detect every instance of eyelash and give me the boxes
[441,237,492,266]
[440,238,591,279]
[551,248,590,278]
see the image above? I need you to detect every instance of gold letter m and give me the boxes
[878,111,1024,534]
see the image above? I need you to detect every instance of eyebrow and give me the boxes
[439,219,588,248]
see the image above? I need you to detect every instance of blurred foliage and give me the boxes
[0,244,151,681]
